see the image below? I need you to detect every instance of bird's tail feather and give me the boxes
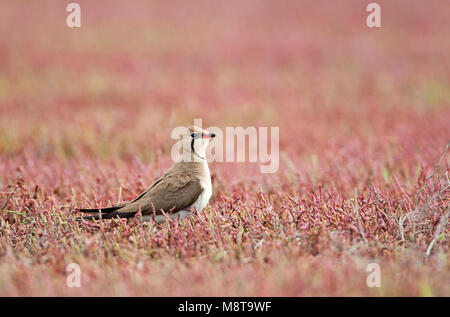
[75,204,130,221]
[78,211,138,221]
[77,205,124,214]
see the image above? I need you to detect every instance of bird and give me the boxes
[77,126,216,223]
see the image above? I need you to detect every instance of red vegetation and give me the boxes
[0,0,449,296]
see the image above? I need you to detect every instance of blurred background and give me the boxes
[0,0,449,193]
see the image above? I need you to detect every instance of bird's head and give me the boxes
[180,126,216,161]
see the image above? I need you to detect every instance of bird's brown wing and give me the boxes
[81,173,203,220]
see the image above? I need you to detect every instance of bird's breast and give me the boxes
[191,165,212,212]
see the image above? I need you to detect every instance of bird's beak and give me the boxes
[202,132,216,139]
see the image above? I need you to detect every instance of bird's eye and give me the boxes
[191,133,197,138]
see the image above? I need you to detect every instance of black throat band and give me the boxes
[191,139,205,160]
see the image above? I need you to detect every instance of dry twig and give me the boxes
[354,188,368,244]
[425,207,449,257]
[406,141,450,241]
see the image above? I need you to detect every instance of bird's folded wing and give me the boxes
[109,173,203,217]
